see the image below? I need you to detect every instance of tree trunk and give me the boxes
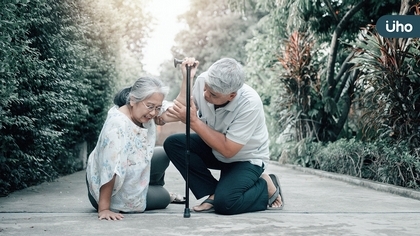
[326,1,367,98]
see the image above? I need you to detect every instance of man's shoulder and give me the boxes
[198,71,208,77]
[196,71,207,83]
[239,84,262,103]
[241,83,258,93]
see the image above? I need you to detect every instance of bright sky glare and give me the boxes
[142,0,190,75]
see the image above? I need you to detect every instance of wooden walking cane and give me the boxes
[174,58,192,218]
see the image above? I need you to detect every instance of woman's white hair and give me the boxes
[128,77,169,104]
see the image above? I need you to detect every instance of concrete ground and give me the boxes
[1,159,420,236]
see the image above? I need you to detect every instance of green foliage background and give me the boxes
[1,0,419,196]
[0,0,150,196]
[165,0,420,189]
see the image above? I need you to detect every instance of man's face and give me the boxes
[203,83,236,105]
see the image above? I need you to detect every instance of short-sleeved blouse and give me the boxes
[86,106,156,212]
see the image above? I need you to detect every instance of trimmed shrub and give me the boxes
[288,138,420,190]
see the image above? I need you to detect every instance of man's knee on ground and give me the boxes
[213,195,240,215]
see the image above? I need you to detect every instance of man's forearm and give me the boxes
[190,119,242,158]
[175,57,199,106]
[175,78,190,106]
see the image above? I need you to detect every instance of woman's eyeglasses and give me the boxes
[142,101,162,112]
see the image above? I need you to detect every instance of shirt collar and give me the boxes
[218,87,242,111]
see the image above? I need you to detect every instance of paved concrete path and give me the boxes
[1,160,420,236]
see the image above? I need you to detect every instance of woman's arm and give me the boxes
[97,174,124,220]
[159,58,199,123]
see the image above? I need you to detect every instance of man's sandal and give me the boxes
[268,174,284,209]
[193,198,215,213]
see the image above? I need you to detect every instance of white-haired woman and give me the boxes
[86,77,172,220]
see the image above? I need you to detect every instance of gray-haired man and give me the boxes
[162,57,283,215]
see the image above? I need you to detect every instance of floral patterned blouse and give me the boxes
[86,106,156,212]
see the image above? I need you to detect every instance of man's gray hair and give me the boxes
[205,58,245,94]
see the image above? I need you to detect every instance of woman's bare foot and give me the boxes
[261,174,283,208]
[169,192,186,204]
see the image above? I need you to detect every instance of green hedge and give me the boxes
[0,1,114,196]
[285,138,420,190]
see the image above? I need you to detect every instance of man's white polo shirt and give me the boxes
[193,72,269,168]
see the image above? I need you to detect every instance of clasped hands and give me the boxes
[166,96,198,125]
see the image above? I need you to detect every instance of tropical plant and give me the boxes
[276,32,321,141]
[228,0,407,160]
[351,13,420,152]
